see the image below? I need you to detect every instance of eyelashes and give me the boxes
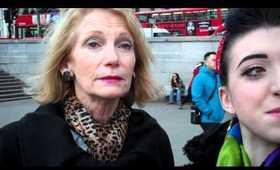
[87,38,101,49]
[117,41,133,50]
[241,65,266,79]
[85,37,133,51]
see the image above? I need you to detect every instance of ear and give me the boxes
[219,86,236,115]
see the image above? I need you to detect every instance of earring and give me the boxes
[61,69,74,81]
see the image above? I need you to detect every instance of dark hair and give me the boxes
[203,51,216,61]
[171,72,181,87]
[220,8,280,85]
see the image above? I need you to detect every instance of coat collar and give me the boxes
[17,103,157,166]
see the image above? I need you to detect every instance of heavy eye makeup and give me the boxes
[237,54,268,80]
[241,64,266,80]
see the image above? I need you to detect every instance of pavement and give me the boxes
[0,99,231,167]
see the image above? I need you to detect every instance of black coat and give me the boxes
[0,102,174,168]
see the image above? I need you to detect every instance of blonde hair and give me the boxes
[33,8,162,106]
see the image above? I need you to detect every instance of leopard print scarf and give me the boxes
[63,95,131,161]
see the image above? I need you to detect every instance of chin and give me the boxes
[98,89,128,99]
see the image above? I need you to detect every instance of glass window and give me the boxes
[207,10,218,19]
[138,15,148,22]
[173,14,183,21]
[221,9,229,22]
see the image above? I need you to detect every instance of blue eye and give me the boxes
[242,66,265,79]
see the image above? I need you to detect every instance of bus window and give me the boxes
[173,13,183,21]
[138,15,148,22]
[195,11,207,20]
[207,9,218,19]
[221,9,229,22]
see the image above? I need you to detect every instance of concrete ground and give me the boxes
[0,99,231,167]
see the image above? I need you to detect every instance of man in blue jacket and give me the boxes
[191,51,225,132]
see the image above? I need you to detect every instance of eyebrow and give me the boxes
[87,31,104,36]
[118,32,133,40]
[237,53,268,68]
[85,31,132,40]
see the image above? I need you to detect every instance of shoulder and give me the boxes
[124,108,174,167]
[0,104,52,138]
[0,102,65,145]
[129,108,168,138]
[20,102,64,124]
[0,103,78,166]
[192,71,207,85]
[130,108,161,128]
[0,119,19,136]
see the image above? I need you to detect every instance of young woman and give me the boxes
[184,8,280,167]
[169,72,185,107]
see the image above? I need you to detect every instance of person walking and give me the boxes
[191,52,225,132]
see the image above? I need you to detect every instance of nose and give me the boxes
[271,69,280,97]
[104,44,120,68]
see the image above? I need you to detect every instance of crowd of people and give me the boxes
[1,8,280,167]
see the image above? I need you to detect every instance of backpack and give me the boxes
[186,62,203,102]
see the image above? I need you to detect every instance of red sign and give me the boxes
[157,22,185,30]
[16,14,51,27]
[16,15,33,27]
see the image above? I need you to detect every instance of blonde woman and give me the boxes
[0,9,174,167]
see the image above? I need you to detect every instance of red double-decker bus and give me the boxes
[134,8,229,36]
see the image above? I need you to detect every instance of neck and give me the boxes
[240,124,279,166]
[75,91,120,124]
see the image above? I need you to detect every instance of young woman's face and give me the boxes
[219,27,280,143]
[66,9,136,100]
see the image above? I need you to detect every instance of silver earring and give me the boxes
[61,69,74,81]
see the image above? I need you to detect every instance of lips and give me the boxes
[266,107,280,114]
[99,75,124,80]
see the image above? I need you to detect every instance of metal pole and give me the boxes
[151,24,153,38]
[8,9,12,38]
[36,8,41,37]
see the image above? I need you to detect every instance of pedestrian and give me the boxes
[184,8,280,167]
[0,8,174,168]
[191,51,225,132]
[168,72,185,108]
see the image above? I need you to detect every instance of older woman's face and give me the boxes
[67,9,136,99]
[219,27,280,143]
